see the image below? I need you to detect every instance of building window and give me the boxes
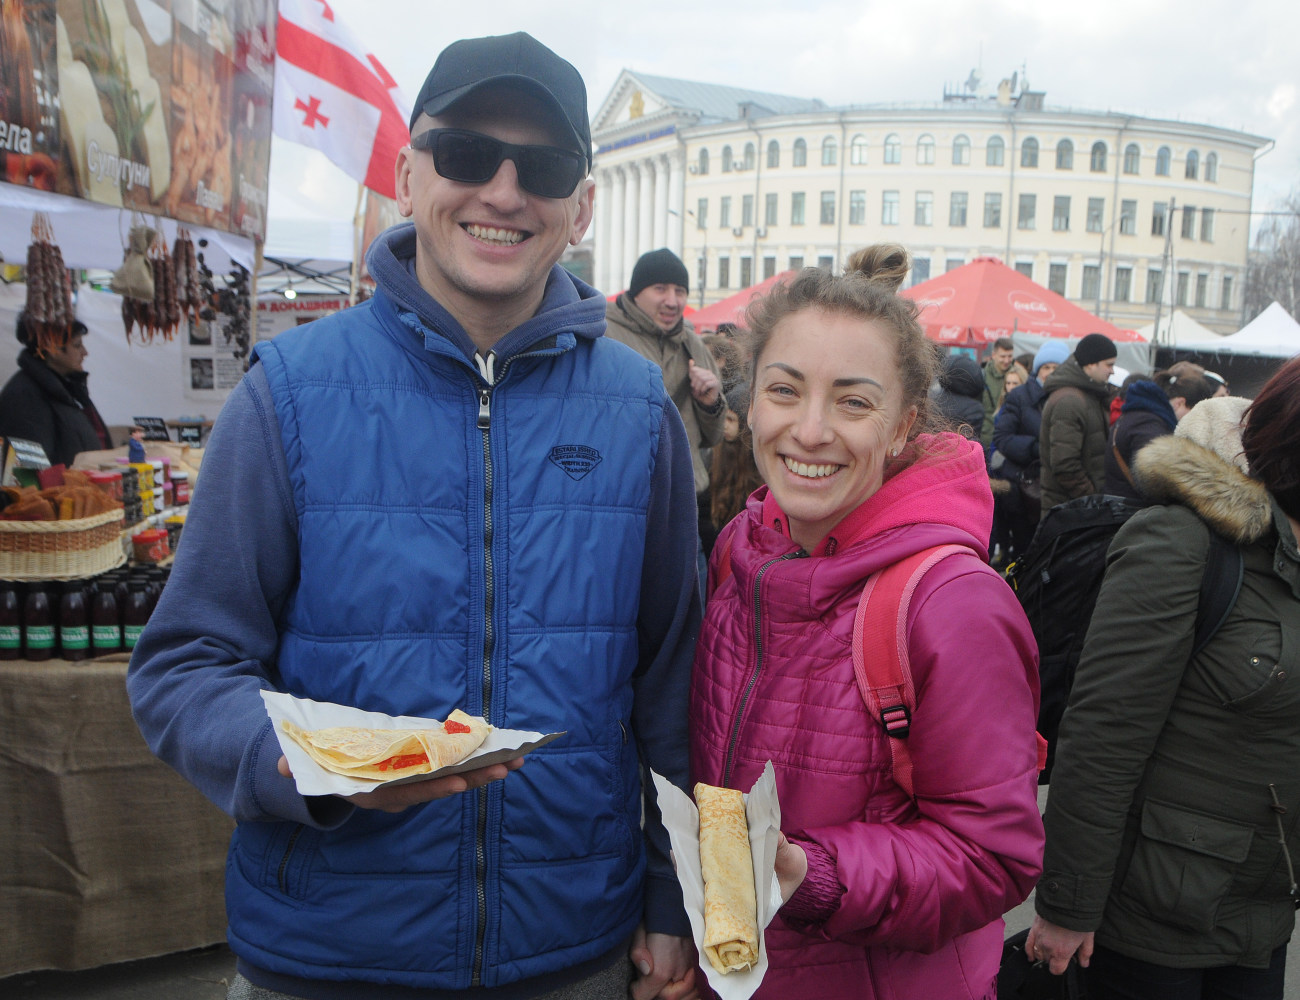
[817,255,835,273]
[1156,146,1171,176]
[950,191,968,227]
[849,190,866,225]
[917,134,935,164]
[763,256,776,280]
[791,191,805,225]
[1181,205,1196,239]
[1195,273,1208,308]
[952,135,971,165]
[1021,137,1039,168]
[884,134,901,164]
[697,255,706,289]
[1152,201,1168,237]
[850,134,867,165]
[1123,143,1141,174]
[1205,151,1218,183]
[821,137,837,166]
[792,138,807,167]
[986,135,1005,166]
[1055,138,1074,170]
[1048,263,1067,295]
[915,191,933,225]
[1185,150,1198,180]
[1082,265,1101,301]
[696,198,708,228]
[1015,261,1034,279]
[1018,193,1036,229]
[740,257,753,288]
[1053,195,1070,231]
[742,143,756,169]
[767,140,780,168]
[789,255,804,270]
[742,194,754,227]
[1086,197,1104,233]
[721,145,732,172]
[698,148,709,175]
[946,258,964,272]
[1146,268,1163,304]
[882,190,900,225]
[1201,207,1214,241]
[820,191,835,225]
[719,196,731,228]
[1176,271,1189,306]
[1114,266,1132,302]
[911,257,931,285]
[1221,275,1233,310]
[984,192,1002,228]
[1090,141,1107,173]
[718,256,730,289]
[765,192,778,226]
[1119,199,1136,235]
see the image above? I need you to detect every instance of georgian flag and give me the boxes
[273,0,410,199]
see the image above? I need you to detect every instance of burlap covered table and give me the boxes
[0,654,233,976]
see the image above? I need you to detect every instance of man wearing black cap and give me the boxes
[129,32,699,1000]
[1038,333,1118,517]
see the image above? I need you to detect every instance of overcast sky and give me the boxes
[268,0,1299,232]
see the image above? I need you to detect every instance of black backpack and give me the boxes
[1007,494,1243,783]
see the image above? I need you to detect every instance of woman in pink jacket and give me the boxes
[690,244,1044,1000]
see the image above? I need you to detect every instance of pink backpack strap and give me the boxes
[852,544,970,800]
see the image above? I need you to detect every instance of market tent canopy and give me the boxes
[900,257,1144,347]
[690,270,798,332]
[1136,309,1222,348]
[1178,302,1300,358]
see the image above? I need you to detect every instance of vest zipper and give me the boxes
[721,550,806,787]
[276,825,303,894]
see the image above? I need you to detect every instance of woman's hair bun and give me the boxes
[844,243,910,293]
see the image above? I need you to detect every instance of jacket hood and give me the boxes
[1043,356,1111,400]
[364,222,607,360]
[939,354,983,399]
[1132,435,1272,544]
[607,293,690,340]
[1120,380,1177,431]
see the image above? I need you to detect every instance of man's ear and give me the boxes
[394,145,416,218]
[569,178,595,245]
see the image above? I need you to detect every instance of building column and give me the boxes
[609,167,627,294]
[622,163,641,291]
[666,151,685,256]
[594,168,613,294]
[638,158,655,259]
[652,154,670,249]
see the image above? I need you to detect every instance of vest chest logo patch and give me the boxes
[549,444,602,481]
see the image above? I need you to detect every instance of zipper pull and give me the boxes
[477,389,491,429]
[473,351,497,430]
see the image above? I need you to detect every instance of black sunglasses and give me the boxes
[410,128,586,199]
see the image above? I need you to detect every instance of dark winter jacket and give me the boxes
[1037,434,1300,969]
[0,348,109,465]
[1038,358,1114,516]
[934,354,986,438]
[1102,381,1177,500]
[991,378,1047,480]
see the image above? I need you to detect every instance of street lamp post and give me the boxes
[672,208,706,310]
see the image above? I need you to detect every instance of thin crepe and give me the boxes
[696,782,759,974]
[281,709,489,780]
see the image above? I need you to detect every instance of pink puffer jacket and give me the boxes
[691,434,1043,1000]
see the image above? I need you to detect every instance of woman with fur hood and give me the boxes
[1027,358,1300,1000]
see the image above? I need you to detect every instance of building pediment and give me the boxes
[593,71,689,134]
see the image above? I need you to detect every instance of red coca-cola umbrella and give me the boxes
[900,257,1143,346]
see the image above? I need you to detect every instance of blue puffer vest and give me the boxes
[224,285,667,989]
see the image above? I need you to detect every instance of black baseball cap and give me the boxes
[409,32,591,171]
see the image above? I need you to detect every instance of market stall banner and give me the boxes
[0,0,276,240]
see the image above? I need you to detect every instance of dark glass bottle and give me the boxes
[111,571,129,629]
[23,585,54,661]
[123,578,151,651]
[59,580,90,661]
[0,580,20,660]
[146,566,166,613]
[91,579,122,654]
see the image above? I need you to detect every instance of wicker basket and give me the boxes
[0,509,127,581]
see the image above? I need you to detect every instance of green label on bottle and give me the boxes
[0,625,19,649]
[26,625,55,649]
[124,624,145,648]
[60,625,90,650]
[92,625,121,648]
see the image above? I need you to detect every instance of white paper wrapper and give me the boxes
[652,762,782,1000]
[261,690,565,798]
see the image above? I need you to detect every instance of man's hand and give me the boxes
[775,832,808,904]
[1025,914,1094,976]
[276,755,523,813]
[688,360,721,408]
[629,926,698,1000]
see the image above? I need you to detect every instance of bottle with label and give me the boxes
[23,585,54,661]
[123,578,151,651]
[59,580,90,661]
[0,581,21,660]
[91,578,122,654]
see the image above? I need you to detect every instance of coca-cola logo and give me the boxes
[916,286,956,309]
[1008,291,1054,320]
[937,324,966,342]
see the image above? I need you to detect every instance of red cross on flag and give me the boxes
[273,0,410,200]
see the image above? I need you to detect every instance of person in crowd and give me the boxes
[985,361,1029,566]
[701,332,744,396]
[707,384,763,537]
[0,313,111,466]
[1204,369,1230,396]
[991,340,1070,548]
[128,33,700,1000]
[691,245,1044,999]
[1104,367,1217,499]
[933,351,985,439]
[1000,362,1028,401]
[1038,334,1117,518]
[979,335,1017,446]
[1167,359,1231,398]
[607,247,725,592]
[1027,360,1300,1000]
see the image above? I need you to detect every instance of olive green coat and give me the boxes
[1036,434,1300,969]
[1038,358,1114,517]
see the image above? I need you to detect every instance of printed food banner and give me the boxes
[0,0,275,240]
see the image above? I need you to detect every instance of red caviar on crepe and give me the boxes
[281,709,490,779]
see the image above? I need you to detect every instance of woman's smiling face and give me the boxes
[749,307,916,550]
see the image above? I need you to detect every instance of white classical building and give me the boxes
[591,73,1272,333]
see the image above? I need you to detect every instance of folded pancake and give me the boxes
[696,782,759,974]
[282,709,490,780]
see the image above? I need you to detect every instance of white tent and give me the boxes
[1136,309,1222,348]
[1178,302,1300,358]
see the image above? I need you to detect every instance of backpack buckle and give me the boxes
[880,703,911,739]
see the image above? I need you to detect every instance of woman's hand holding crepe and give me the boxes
[277,755,524,812]
[774,832,808,905]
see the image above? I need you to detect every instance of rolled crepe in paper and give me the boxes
[696,782,760,973]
